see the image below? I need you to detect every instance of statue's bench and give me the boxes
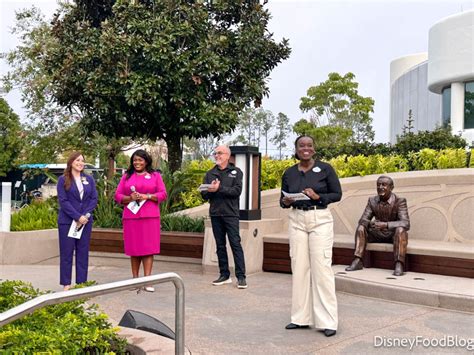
[259,169,474,278]
[180,169,474,278]
[262,232,474,278]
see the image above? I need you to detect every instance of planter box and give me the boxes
[91,228,204,259]
[0,229,59,265]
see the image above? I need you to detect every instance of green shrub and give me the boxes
[0,280,127,353]
[177,159,215,210]
[394,127,467,156]
[94,175,123,229]
[409,148,467,170]
[327,154,408,178]
[161,214,205,233]
[260,157,296,190]
[11,199,58,231]
[158,159,212,213]
[316,141,394,160]
[436,148,467,169]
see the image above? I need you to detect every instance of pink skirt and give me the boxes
[123,218,161,256]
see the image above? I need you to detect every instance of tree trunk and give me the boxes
[107,155,115,180]
[167,135,183,173]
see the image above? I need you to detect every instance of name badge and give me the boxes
[145,174,151,179]
[313,167,321,173]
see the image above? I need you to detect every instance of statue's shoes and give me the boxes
[393,262,404,276]
[345,258,363,271]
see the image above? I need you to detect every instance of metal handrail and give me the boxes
[0,273,185,355]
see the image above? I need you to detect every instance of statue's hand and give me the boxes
[372,221,388,230]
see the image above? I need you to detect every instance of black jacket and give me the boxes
[201,163,242,217]
[280,160,342,209]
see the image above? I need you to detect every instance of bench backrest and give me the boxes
[260,169,474,244]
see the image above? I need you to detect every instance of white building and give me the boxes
[390,10,474,145]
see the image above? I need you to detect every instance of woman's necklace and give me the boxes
[135,171,146,175]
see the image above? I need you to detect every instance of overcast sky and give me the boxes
[1,0,473,153]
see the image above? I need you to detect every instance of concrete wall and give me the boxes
[260,168,474,243]
[202,218,284,276]
[198,169,473,274]
[189,168,474,241]
[0,229,59,265]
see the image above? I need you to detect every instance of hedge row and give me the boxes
[179,148,469,208]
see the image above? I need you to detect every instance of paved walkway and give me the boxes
[1,257,473,354]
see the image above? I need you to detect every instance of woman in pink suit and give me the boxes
[114,150,167,292]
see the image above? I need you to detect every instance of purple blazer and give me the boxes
[57,174,98,225]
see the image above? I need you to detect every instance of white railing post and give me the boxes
[1,182,12,232]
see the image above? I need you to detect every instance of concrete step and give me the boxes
[333,264,474,312]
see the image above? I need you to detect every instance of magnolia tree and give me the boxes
[0,99,23,176]
[32,0,290,172]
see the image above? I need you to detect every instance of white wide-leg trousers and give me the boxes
[288,208,338,330]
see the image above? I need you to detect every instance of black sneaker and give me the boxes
[212,276,232,286]
[237,277,247,289]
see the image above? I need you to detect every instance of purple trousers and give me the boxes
[58,223,92,286]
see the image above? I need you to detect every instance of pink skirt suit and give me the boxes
[114,171,167,256]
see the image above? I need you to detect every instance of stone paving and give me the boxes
[1,256,473,354]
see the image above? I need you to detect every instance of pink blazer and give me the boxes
[114,171,167,220]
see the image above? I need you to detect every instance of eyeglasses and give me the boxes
[213,152,227,156]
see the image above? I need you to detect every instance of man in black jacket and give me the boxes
[201,145,247,289]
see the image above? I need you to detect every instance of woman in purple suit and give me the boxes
[114,150,167,292]
[57,152,98,291]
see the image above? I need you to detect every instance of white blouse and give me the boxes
[75,177,84,200]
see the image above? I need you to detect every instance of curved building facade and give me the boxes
[390,56,442,143]
[390,10,474,144]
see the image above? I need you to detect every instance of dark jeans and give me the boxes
[210,216,246,279]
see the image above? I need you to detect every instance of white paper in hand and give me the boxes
[282,191,311,201]
[198,184,213,192]
[68,220,84,239]
[127,199,146,214]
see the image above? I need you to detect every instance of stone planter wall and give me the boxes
[0,229,59,265]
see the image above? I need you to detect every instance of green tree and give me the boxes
[2,6,151,173]
[293,118,394,159]
[293,119,352,147]
[299,72,375,143]
[234,107,273,151]
[30,0,290,172]
[0,98,23,176]
[271,112,291,159]
[183,135,222,161]
[256,108,275,156]
[1,7,100,165]
[234,107,259,146]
